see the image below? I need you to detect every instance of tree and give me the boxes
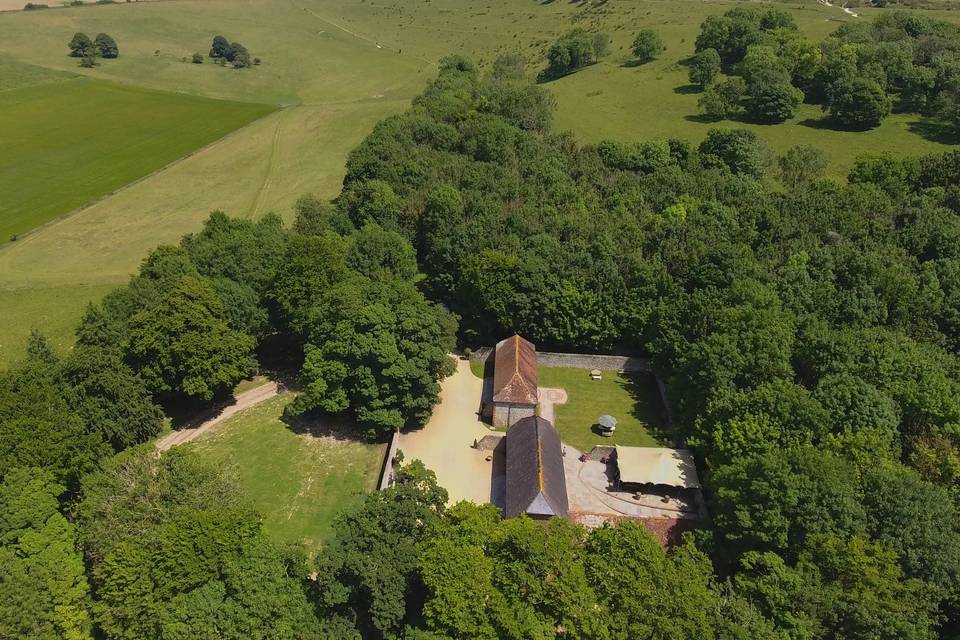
[698,128,772,178]
[585,523,717,638]
[698,77,745,119]
[94,33,118,58]
[828,78,892,129]
[76,446,243,562]
[0,346,107,488]
[778,144,827,189]
[631,29,664,64]
[689,48,721,87]
[209,35,232,60]
[797,535,940,640]
[230,42,251,68]
[315,460,447,638]
[290,276,457,437]
[123,276,256,402]
[540,29,609,80]
[68,32,94,57]
[60,346,164,451]
[710,446,867,560]
[745,69,803,123]
[0,468,93,640]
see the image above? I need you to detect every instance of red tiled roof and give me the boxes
[492,335,538,405]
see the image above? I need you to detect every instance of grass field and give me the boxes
[0,74,273,242]
[0,0,958,369]
[187,393,385,554]
[0,282,117,365]
[537,367,668,452]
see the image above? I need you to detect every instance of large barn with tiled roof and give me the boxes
[491,334,538,428]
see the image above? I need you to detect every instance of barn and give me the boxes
[504,416,569,520]
[491,334,538,428]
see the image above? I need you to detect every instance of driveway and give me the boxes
[397,358,495,504]
[156,381,279,451]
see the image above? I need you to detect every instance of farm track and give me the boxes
[155,380,280,451]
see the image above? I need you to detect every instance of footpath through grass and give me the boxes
[0,64,273,242]
[187,393,385,555]
[538,367,668,452]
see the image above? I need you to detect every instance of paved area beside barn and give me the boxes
[397,358,496,504]
[563,446,704,520]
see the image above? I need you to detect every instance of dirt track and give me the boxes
[155,381,279,451]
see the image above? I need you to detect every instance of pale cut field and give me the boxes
[0,0,958,366]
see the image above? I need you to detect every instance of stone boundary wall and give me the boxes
[468,347,651,373]
[377,431,401,491]
[538,352,651,372]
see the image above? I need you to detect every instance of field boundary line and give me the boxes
[0,105,283,252]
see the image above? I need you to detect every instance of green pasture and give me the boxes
[0,63,273,242]
[0,283,116,367]
[187,393,385,555]
[537,367,668,452]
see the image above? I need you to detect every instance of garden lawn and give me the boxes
[0,70,273,241]
[186,393,385,555]
[538,367,668,452]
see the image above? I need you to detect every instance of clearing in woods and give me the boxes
[186,393,385,554]
[0,0,957,366]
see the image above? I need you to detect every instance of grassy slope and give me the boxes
[187,393,385,555]
[537,367,668,452]
[0,0,958,368]
[0,68,273,241]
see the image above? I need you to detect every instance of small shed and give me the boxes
[614,447,701,489]
[505,416,569,519]
[491,335,538,428]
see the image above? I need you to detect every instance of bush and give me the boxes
[79,55,96,68]
[191,52,203,64]
[24,3,49,9]
[631,29,665,64]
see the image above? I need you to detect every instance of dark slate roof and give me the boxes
[505,416,569,519]
[492,335,538,405]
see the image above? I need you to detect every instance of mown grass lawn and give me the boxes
[187,393,385,555]
[0,63,273,242]
[537,367,668,452]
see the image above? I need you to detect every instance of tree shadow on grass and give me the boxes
[684,113,721,124]
[280,409,367,443]
[616,373,679,447]
[673,83,701,95]
[908,119,960,145]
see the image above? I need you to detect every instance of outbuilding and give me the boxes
[504,416,569,520]
[491,335,538,428]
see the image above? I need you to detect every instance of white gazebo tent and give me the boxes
[614,447,701,489]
